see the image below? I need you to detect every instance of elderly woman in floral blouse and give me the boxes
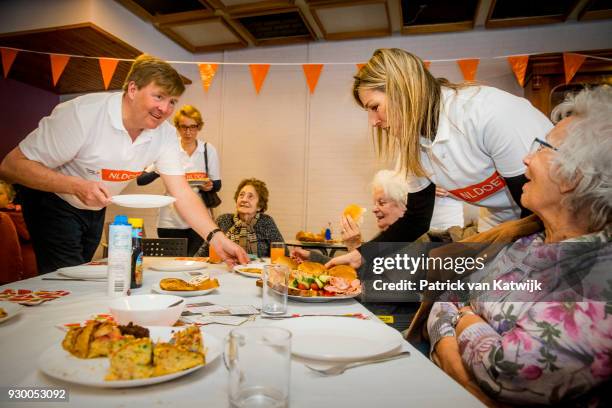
[425,86,612,406]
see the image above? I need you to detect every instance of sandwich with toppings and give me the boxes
[288,262,361,297]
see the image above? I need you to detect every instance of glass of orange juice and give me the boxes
[209,244,221,263]
[270,242,285,263]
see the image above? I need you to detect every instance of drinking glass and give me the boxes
[270,242,285,263]
[262,264,289,315]
[226,327,292,408]
[209,243,221,263]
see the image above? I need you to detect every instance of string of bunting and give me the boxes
[1,46,608,95]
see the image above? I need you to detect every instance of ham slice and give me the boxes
[324,278,361,295]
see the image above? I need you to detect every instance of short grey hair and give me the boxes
[371,170,409,209]
[550,85,612,231]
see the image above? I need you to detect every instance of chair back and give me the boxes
[142,238,188,257]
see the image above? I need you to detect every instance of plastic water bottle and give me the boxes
[128,218,144,289]
[107,215,132,297]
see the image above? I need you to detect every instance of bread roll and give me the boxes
[343,204,365,221]
[327,265,357,281]
[273,255,298,270]
[297,262,326,276]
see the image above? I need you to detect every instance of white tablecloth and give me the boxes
[0,260,482,407]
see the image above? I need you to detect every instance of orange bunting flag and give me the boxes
[198,63,218,92]
[457,58,479,81]
[50,54,70,86]
[563,53,586,84]
[424,61,431,70]
[99,58,119,90]
[302,64,323,94]
[1,48,18,78]
[249,64,270,94]
[507,55,529,87]
[356,63,366,72]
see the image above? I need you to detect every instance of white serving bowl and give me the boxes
[108,294,184,326]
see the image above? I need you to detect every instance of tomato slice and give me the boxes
[310,283,319,291]
[297,283,308,290]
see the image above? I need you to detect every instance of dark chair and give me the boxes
[142,238,188,257]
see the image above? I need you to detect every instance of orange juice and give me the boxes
[270,242,284,263]
[209,244,221,263]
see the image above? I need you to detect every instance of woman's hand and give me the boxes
[340,215,362,251]
[290,247,310,263]
[210,233,249,267]
[435,187,450,197]
[325,249,363,269]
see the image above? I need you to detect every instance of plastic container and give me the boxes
[128,217,144,289]
[107,215,132,297]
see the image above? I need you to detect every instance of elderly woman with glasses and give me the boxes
[421,86,612,406]
[137,105,222,256]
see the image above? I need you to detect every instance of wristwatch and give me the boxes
[205,228,222,243]
[451,310,477,328]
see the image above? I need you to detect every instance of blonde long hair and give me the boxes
[353,48,466,177]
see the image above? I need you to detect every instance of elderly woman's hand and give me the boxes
[325,249,363,269]
[290,247,310,263]
[341,215,362,251]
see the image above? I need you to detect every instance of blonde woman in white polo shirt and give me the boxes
[327,48,552,269]
[137,105,222,256]
[0,55,247,274]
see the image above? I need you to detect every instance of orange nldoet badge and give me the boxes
[186,172,208,181]
[448,171,506,203]
[101,169,143,182]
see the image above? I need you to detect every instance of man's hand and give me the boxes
[290,247,310,263]
[325,249,363,269]
[72,179,112,207]
[197,179,213,192]
[210,233,248,267]
[340,215,362,251]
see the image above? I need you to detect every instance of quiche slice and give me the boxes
[152,343,205,377]
[105,337,154,381]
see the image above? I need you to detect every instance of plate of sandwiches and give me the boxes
[258,257,362,303]
[39,321,221,388]
[152,277,220,297]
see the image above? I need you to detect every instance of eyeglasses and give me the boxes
[178,124,199,132]
[529,137,559,155]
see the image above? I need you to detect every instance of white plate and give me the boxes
[152,283,217,297]
[58,263,108,279]
[111,194,176,209]
[233,263,266,278]
[149,260,208,272]
[287,292,360,303]
[39,327,221,388]
[272,316,402,362]
[0,302,24,324]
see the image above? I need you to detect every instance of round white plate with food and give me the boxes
[0,302,24,324]
[39,327,221,388]
[151,283,217,297]
[287,292,360,303]
[233,263,265,278]
[57,262,108,279]
[272,316,402,362]
[149,260,208,272]
[111,194,176,209]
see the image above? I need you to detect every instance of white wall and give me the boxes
[2,0,611,243]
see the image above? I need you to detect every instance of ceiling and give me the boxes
[0,23,192,94]
[114,0,612,52]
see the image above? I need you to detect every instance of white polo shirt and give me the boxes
[19,92,184,210]
[405,86,553,228]
[157,139,221,229]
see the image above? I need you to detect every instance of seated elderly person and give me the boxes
[195,178,283,258]
[421,86,611,406]
[292,169,409,263]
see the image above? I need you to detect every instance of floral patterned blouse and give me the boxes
[427,225,612,406]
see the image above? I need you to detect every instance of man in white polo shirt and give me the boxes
[0,55,247,273]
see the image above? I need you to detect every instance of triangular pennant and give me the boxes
[249,64,270,94]
[356,63,366,72]
[198,63,219,92]
[1,48,18,78]
[563,53,586,84]
[457,58,479,81]
[302,64,323,94]
[50,54,70,87]
[99,58,119,90]
[507,55,529,87]
[424,61,431,70]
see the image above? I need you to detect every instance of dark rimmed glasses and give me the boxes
[178,124,199,132]
[529,137,559,155]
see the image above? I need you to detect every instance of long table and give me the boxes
[0,260,483,407]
